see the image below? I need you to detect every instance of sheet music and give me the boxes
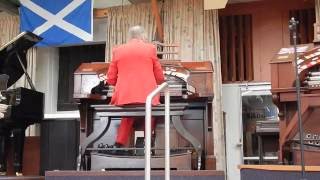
[278,46,309,55]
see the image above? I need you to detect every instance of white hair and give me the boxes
[128,25,146,40]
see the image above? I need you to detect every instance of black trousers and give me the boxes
[0,125,26,173]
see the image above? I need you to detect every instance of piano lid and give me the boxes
[0,31,42,87]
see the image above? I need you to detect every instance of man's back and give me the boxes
[107,39,164,105]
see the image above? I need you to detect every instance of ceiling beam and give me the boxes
[128,0,149,4]
[150,0,163,42]
[94,8,108,18]
[0,0,19,15]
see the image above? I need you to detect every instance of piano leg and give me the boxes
[12,127,25,175]
[0,127,9,174]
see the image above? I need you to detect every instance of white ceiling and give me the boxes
[93,0,263,8]
[93,0,131,8]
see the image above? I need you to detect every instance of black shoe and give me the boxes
[135,137,144,156]
[134,136,156,156]
[151,134,156,156]
[114,142,122,148]
[106,143,131,156]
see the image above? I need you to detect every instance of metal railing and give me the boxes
[145,82,170,180]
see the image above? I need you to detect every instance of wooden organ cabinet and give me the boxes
[271,44,320,165]
[73,60,214,170]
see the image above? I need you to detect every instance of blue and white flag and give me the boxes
[20,0,93,46]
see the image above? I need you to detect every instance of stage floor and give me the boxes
[0,176,43,180]
[240,165,320,180]
[45,170,224,180]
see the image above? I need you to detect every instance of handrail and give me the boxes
[145,82,170,180]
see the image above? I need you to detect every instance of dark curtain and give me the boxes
[58,44,105,111]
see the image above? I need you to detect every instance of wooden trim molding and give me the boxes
[239,165,320,172]
[94,8,108,18]
[151,0,164,42]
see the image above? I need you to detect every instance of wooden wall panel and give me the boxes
[307,10,315,42]
[289,8,315,45]
[220,16,228,82]
[244,15,253,81]
[219,0,315,82]
[219,14,253,82]
[229,16,237,81]
[238,16,245,81]
[6,137,40,175]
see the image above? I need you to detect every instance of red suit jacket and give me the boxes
[107,39,165,106]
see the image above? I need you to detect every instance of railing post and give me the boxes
[145,82,170,180]
[164,88,170,180]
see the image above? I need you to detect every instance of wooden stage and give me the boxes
[0,170,223,180]
[45,170,224,180]
[240,165,320,180]
[0,177,43,180]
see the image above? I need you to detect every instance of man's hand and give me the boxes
[91,81,109,95]
[98,73,107,83]
[0,104,8,119]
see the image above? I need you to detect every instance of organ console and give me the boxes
[271,43,320,165]
[73,60,214,170]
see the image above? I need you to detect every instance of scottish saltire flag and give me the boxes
[20,0,93,46]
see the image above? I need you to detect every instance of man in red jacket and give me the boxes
[107,26,165,151]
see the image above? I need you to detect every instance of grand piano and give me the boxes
[271,43,320,165]
[0,32,44,175]
[73,60,214,170]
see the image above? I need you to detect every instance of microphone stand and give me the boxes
[289,17,306,180]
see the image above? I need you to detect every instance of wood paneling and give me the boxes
[244,15,253,81]
[229,16,237,81]
[238,16,245,81]
[151,0,164,42]
[219,0,315,82]
[220,16,228,82]
[240,164,320,171]
[219,14,253,82]
[289,8,315,45]
[6,137,40,175]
